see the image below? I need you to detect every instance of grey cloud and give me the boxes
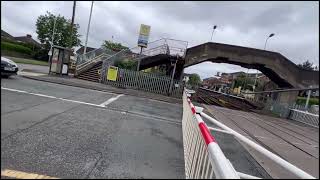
[1,1,318,79]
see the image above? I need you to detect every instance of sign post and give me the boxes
[137,24,151,48]
[137,24,151,71]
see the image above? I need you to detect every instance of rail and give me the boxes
[182,90,315,179]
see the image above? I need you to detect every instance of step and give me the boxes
[77,76,99,82]
[78,74,99,79]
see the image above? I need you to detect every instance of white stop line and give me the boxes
[1,87,122,108]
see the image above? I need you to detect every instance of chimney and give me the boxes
[26,34,32,38]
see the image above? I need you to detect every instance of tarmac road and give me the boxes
[1,76,185,179]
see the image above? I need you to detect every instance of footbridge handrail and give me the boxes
[183,89,316,179]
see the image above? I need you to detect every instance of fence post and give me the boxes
[305,90,311,109]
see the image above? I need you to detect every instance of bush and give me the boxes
[33,48,49,61]
[2,38,39,50]
[1,41,32,55]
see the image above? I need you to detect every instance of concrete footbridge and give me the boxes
[184,42,319,89]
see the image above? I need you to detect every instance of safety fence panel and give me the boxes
[182,91,240,179]
[288,109,319,128]
[102,68,183,98]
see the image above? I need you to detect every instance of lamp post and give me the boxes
[253,33,275,91]
[264,33,275,50]
[47,16,57,74]
[210,25,217,41]
[83,1,94,55]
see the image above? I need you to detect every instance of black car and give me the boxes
[1,57,19,77]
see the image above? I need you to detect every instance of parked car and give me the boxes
[1,57,19,78]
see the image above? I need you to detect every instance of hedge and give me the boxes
[296,96,319,106]
[2,38,37,50]
[1,41,32,55]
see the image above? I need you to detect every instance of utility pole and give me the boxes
[69,1,76,48]
[169,59,178,95]
[84,1,94,54]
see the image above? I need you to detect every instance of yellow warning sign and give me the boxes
[139,24,151,36]
[107,66,118,81]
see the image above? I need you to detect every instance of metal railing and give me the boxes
[100,38,188,82]
[75,46,117,75]
[288,109,319,128]
[142,38,188,57]
[77,38,188,77]
[183,89,316,179]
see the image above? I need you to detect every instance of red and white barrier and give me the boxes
[182,91,239,179]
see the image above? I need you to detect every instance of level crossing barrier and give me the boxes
[182,89,316,179]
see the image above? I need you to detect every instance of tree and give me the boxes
[114,58,137,70]
[36,11,81,49]
[188,73,202,87]
[102,40,129,52]
[233,74,256,91]
[297,60,317,71]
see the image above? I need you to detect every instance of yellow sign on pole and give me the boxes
[138,24,151,48]
[107,66,118,81]
[139,24,151,36]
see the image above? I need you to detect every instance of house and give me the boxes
[1,30,14,40]
[76,45,96,55]
[14,34,42,49]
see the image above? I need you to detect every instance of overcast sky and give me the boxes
[2,1,319,79]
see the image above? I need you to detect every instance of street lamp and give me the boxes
[210,25,217,41]
[47,16,58,75]
[264,33,275,50]
[253,33,275,91]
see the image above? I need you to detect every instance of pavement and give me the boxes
[1,75,185,179]
[16,63,182,104]
[17,63,49,74]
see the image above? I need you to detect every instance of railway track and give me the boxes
[199,97,286,160]
[237,110,319,144]
[193,88,260,111]
[192,88,319,157]
[204,100,319,159]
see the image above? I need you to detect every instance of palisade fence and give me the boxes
[102,67,183,98]
[75,38,188,98]
[262,96,319,128]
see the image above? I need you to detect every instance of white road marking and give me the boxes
[99,94,124,107]
[1,87,104,108]
[18,71,46,76]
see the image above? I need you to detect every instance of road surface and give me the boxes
[1,76,185,179]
